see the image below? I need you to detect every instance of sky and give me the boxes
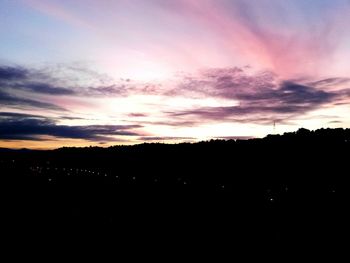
[1,0,350,149]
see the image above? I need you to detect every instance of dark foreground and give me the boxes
[1,128,349,253]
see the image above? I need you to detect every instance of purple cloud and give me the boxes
[0,90,66,111]
[0,112,143,142]
[164,67,349,124]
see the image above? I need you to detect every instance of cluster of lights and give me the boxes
[1,159,339,201]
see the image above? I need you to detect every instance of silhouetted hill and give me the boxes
[1,128,349,253]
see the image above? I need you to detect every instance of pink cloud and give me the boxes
[19,0,350,80]
[166,0,350,78]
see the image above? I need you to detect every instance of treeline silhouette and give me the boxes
[1,128,349,251]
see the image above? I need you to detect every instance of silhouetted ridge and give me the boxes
[1,128,348,250]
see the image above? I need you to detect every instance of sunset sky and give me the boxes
[1,0,350,149]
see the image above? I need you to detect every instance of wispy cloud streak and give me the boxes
[0,112,143,141]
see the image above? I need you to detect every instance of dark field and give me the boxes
[1,128,349,252]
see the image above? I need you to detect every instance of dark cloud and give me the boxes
[0,65,75,95]
[175,68,341,103]
[0,113,143,141]
[0,66,28,80]
[0,90,66,111]
[235,81,336,105]
[128,113,148,118]
[0,65,75,111]
[0,112,43,119]
[15,82,75,95]
[308,77,350,87]
[166,68,349,124]
[167,104,327,125]
[172,67,276,99]
[328,120,343,124]
[0,64,162,99]
[0,65,136,98]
